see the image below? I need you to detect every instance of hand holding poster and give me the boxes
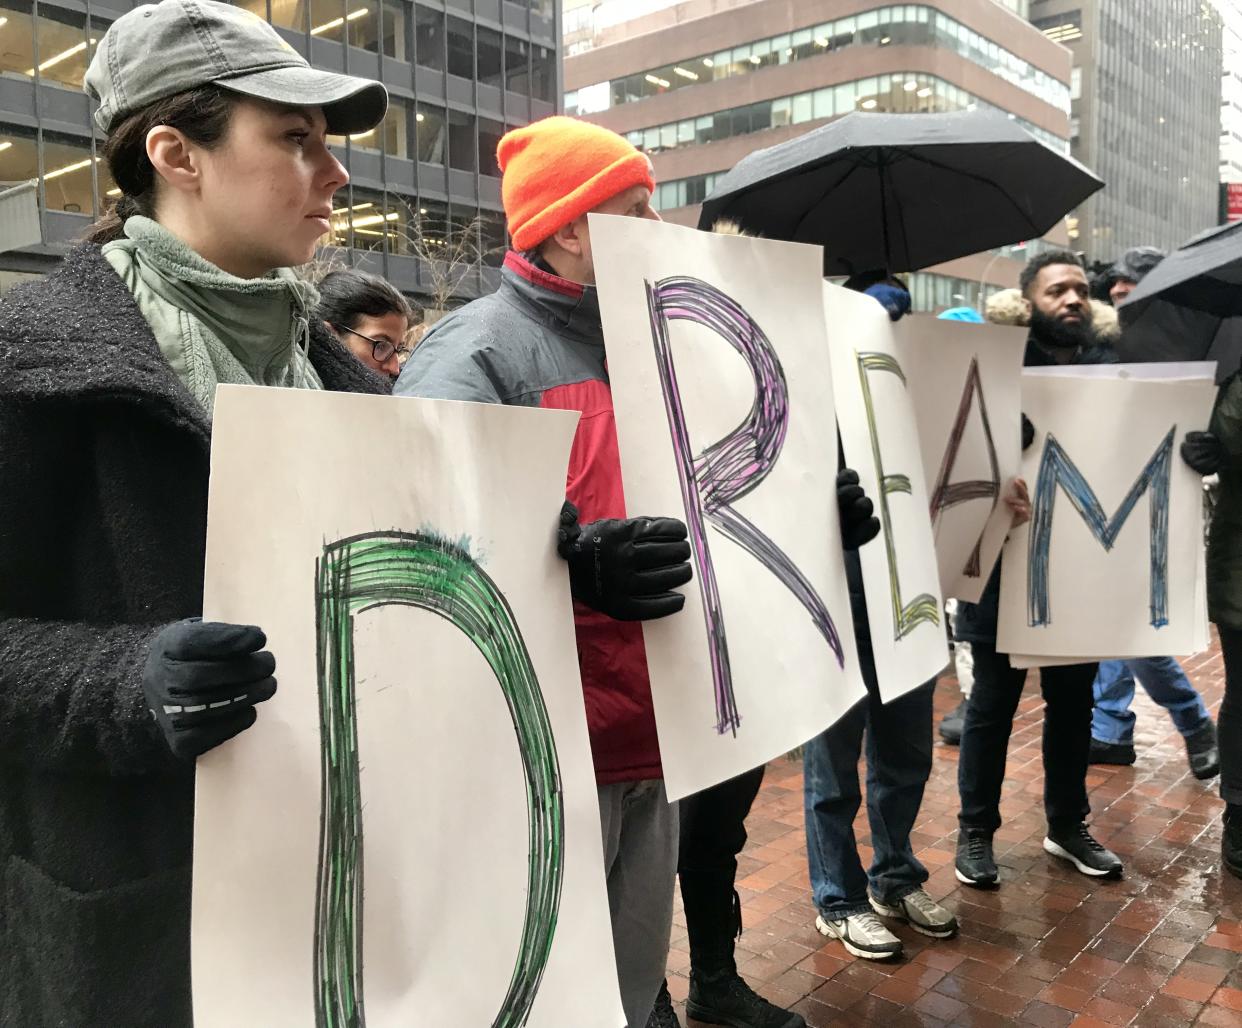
[592,215,863,802]
[193,387,623,1027]
[998,370,1215,659]
[827,285,949,701]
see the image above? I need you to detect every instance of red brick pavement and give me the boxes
[669,642,1242,1027]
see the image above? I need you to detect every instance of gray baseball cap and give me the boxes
[85,0,388,136]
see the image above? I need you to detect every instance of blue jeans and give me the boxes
[1092,657,1212,745]
[803,655,934,919]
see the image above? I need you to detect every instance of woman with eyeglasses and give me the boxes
[317,268,417,380]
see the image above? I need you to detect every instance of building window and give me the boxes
[414,4,444,71]
[380,97,411,158]
[446,16,473,79]
[531,44,555,103]
[447,108,475,172]
[478,117,504,177]
[265,0,304,31]
[565,5,1071,114]
[41,133,101,215]
[345,0,380,50]
[415,103,446,163]
[506,35,529,93]
[477,26,503,89]
[4,5,98,89]
[330,187,407,254]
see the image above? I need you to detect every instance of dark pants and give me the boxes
[1217,626,1242,807]
[677,764,767,975]
[958,642,1096,833]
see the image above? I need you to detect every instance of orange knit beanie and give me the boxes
[498,116,656,251]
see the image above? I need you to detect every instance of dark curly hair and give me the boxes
[1018,249,1085,298]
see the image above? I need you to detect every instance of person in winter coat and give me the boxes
[953,250,1128,888]
[1096,246,1166,307]
[316,268,416,379]
[0,3,390,1024]
[393,117,879,1028]
[393,116,691,1028]
[1205,371,1242,878]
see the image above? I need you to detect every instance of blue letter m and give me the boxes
[1027,428,1175,629]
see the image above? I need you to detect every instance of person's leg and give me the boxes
[957,643,1026,834]
[1092,660,1138,745]
[1127,655,1219,779]
[804,648,903,960]
[863,675,957,937]
[864,677,934,904]
[1040,663,1123,877]
[803,697,869,919]
[1041,663,1096,829]
[677,765,766,976]
[678,764,805,1026]
[599,780,679,1028]
[1218,627,1242,879]
[1220,628,1242,808]
[1126,656,1213,736]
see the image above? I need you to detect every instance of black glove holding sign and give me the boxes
[1181,431,1223,476]
[143,619,278,760]
[837,469,881,550]
[557,501,693,621]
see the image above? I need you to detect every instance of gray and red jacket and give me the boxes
[393,251,660,784]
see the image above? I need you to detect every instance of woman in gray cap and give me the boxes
[0,3,387,1023]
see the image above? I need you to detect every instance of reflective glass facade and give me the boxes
[0,0,560,294]
[566,4,1068,115]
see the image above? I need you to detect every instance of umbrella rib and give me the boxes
[897,148,1047,238]
[790,156,867,250]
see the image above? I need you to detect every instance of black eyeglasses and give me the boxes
[334,324,410,363]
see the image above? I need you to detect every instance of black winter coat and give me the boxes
[954,335,1118,648]
[0,244,389,1026]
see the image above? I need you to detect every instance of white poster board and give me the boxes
[193,386,623,1028]
[998,373,1214,659]
[827,285,950,701]
[897,316,1026,603]
[592,215,864,802]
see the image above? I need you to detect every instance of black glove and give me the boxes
[1021,413,1036,451]
[1181,431,1223,476]
[837,469,880,550]
[556,501,692,621]
[143,619,277,761]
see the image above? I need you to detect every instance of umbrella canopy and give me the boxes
[697,109,1103,277]
[1117,220,1242,383]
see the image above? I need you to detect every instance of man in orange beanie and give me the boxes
[394,116,689,1028]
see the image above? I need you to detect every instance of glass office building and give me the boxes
[0,0,560,298]
[1031,0,1223,256]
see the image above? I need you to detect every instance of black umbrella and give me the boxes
[1116,221,1242,383]
[697,109,1103,277]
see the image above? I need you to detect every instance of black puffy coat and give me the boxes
[0,244,388,1026]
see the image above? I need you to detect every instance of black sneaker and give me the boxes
[1044,823,1123,877]
[647,980,681,1028]
[939,699,966,745]
[1185,721,1220,780]
[1089,738,1137,766]
[686,970,806,1028]
[955,828,998,887]
[1224,806,1242,881]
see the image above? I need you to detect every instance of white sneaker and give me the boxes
[814,910,903,960]
[869,889,959,939]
